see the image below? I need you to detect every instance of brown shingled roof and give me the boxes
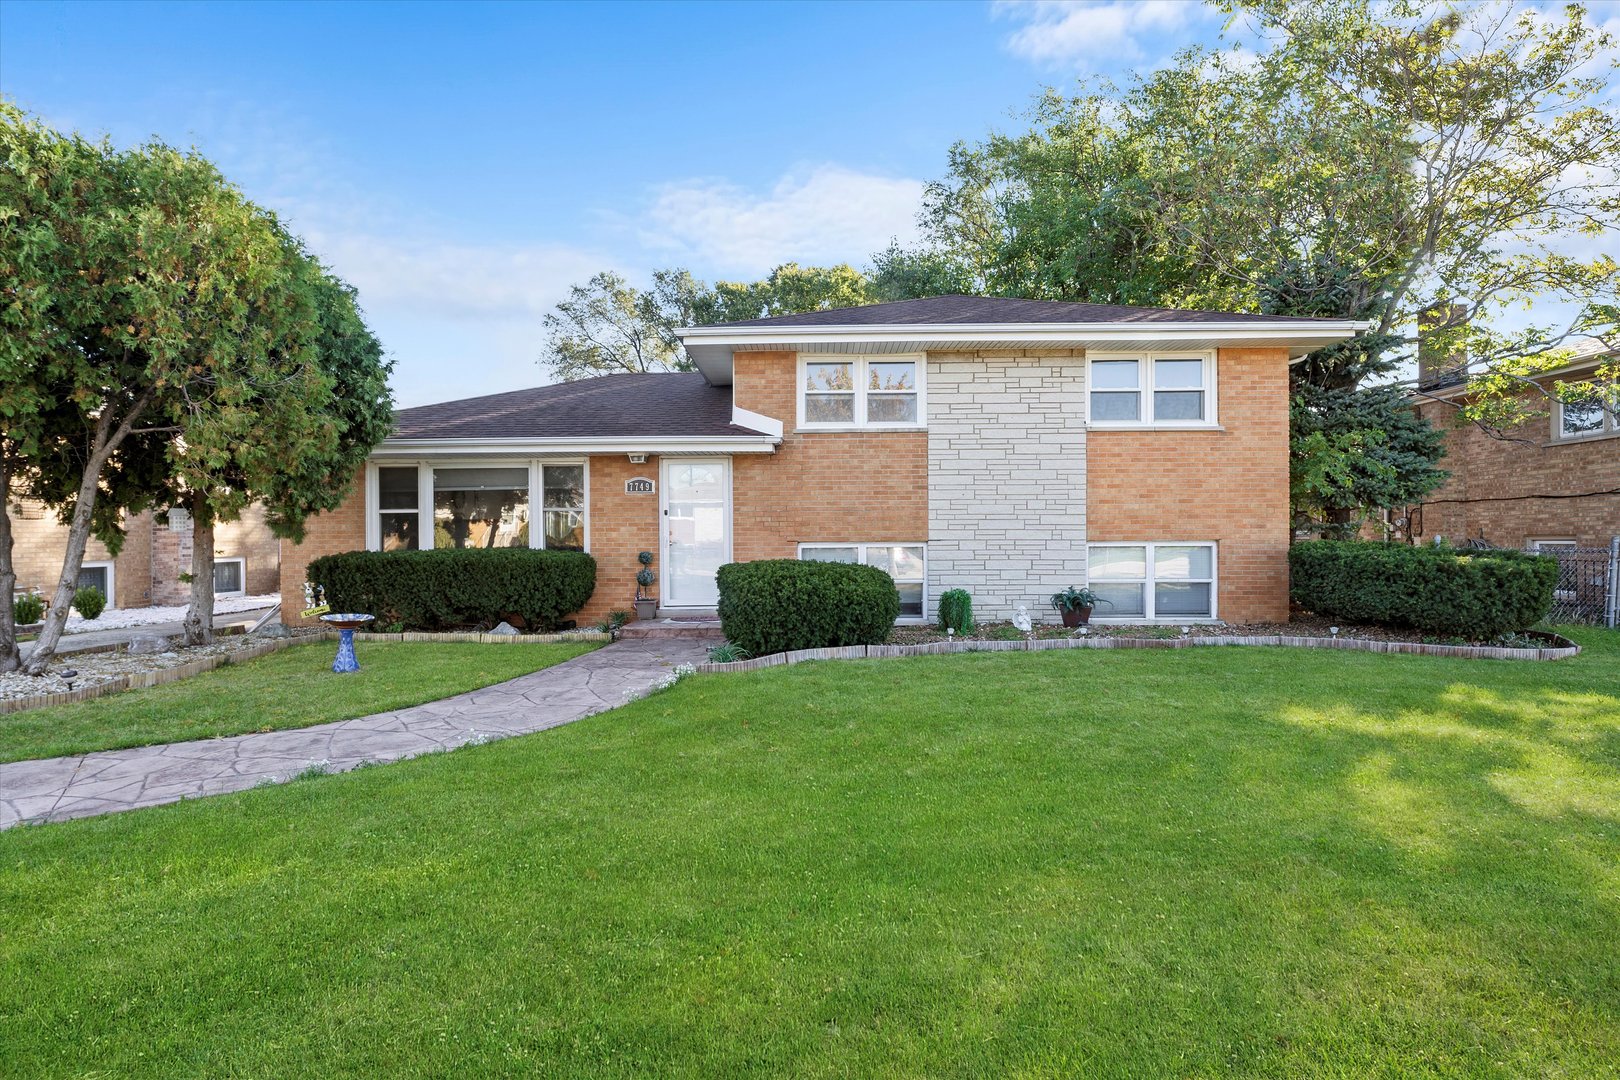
[392,372,767,441]
[695,294,1334,329]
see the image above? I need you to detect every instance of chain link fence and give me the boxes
[1524,541,1619,628]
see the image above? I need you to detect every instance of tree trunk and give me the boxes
[0,447,20,674]
[24,390,153,675]
[182,492,215,647]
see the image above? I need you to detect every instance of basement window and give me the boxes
[799,542,927,620]
[1088,543,1216,620]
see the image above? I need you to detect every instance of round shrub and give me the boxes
[72,585,107,620]
[306,548,597,632]
[716,559,901,657]
[13,592,45,626]
[1289,540,1557,639]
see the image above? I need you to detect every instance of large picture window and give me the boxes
[1088,353,1215,427]
[371,462,587,553]
[1088,542,1216,620]
[799,355,925,429]
[434,467,529,549]
[799,542,926,619]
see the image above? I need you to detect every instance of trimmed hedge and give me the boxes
[72,585,106,620]
[716,559,901,657]
[1289,541,1557,639]
[938,588,975,634]
[306,548,596,632]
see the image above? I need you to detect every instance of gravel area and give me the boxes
[1,629,324,701]
[887,614,1549,649]
[48,594,279,635]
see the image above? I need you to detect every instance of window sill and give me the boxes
[1088,423,1225,432]
[1546,428,1620,446]
[796,425,928,434]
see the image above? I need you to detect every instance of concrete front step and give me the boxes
[620,618,725,640]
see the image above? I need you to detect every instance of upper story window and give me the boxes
[1088,352,1217,428]
[1556,381,1616,440]
[798,354,925,430]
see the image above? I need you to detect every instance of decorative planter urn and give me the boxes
[1060,605,1094,629]
[634,598,657,621]
[319,613,375,673]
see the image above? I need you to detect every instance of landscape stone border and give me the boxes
[0,630,612,716]
[696,630,1582,674]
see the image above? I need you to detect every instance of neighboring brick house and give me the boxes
[277,296,1366,627]
[13,502,282,610]
[1407,341,1619,551]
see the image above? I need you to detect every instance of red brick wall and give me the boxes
[1416,395,1620,548]
[730,351,928,559]
[1086,347,1293,623]
[580,454,661,624]
[278,469,367,625]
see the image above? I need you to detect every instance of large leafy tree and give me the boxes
[1,104,391,670]
[541,263,877,380]
[897,0,1616,531]
[168,230,393,646]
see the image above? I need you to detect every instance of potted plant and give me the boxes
[1049,586,1106,628]
[634,551,657,620]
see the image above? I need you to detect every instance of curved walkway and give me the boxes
[0,638,710,829]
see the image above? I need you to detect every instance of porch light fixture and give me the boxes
[627,453,647,464]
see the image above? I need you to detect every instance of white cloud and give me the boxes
[639,165,924,276]
[993,0,1215,68]
[306,231,614,322]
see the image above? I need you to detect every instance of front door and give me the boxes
[661,458,730,607]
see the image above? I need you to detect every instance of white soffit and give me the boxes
[677,322,1369,384]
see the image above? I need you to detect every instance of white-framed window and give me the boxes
[1529,538,1578,552]
[797,354,926,430]
[798,542,927,620]
[1556,383,1616,440]
[1087,542,1217,620]
[212,557,245,597]
[76,561,114,609]
[1088,352,1217,427]
[368,461,589,553]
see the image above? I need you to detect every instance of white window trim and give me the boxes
[1553,393,1617,442]
[1528,538,1578,552]
[365,458,591,553]
[212,556,246,598]
[1086,541,1218,622]
[77,560,116,610]
[796,353,927,432]
[797,542,928,623]
[1086,351,1219,430]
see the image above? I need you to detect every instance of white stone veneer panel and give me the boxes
[926,353,1087,623]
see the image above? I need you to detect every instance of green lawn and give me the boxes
[2,629,1616,1077]
[0,640,599,763]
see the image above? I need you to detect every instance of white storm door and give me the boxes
[661,458,730,607]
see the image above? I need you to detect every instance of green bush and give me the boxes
[716,559,901,657]
[938,588,975,634]
[13,592,45,626]
[72,586,106,621]
[1289,541,1557,639]
[306,548,597,632]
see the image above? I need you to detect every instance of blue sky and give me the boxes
[2,1,1615,405]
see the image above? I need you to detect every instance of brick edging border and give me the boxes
[0,630,613,716]
[696,631,1583,674]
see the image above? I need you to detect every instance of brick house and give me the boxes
[13,502,282,610]
[278,296,1367,628]
[1407,341,1619,551]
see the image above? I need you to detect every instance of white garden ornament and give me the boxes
[1012,605,1033,633]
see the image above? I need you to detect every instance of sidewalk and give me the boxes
[1,637,710,829]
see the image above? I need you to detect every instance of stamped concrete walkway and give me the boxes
[0,638,710,829]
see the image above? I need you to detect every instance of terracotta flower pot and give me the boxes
[1060,605,1093,628]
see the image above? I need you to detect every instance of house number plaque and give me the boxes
[625,477,655,494]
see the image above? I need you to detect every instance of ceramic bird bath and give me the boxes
[319,613,375,673]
